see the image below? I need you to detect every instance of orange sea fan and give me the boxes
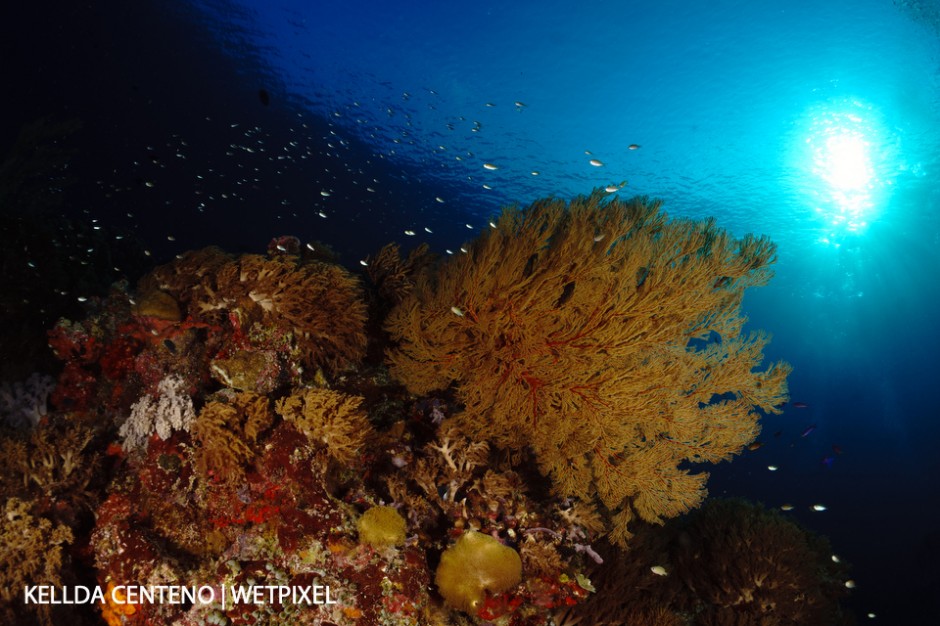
[385,191,790,546]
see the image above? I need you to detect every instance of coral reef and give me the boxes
[559,498,852,626]
[0,193,855,626]
[118,374,195,453]
[386,191,791,545]
[0,498,74,626]
[189,251,369,376]
[276,387,374,467]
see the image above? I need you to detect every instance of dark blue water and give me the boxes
[4,0,940,621]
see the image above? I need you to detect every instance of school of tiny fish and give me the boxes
[36,79,857,605]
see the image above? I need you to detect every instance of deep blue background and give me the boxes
[3,0,940,621]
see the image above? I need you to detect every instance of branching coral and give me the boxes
[0,417,102,521]
[118,374,195,453]
[386,191,791,545]
[275,387,373,466]
[366,241,434,306]
[562,499,851,625]
[671,499,850,624]
[0,497,73,625]
[208,254,368,374]
[192,391,274,483]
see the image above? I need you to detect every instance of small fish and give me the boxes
[320,190,331,197]
[359,259,368,266]
[435,197,445,203]
[767,465,778,471]
[276,244,288,252]
[650,565,668,576]
[605,185,619,193]
[404,230,416,236]
[780,504,794,511]
[489,221,497,228]
[812,504,827,512]
[514,101,527,108]
[589,159,604,167]
[801,424,816,438]
[747,441,764,451]
[483,163,499,170]
[424,227,433,233]
[628,144,641,150]
[593,234,605,242]
[306,242,316,251]
[791,401,809,409]
[318,211,327,218]
[845,580,856,589]
[451,306,464,317]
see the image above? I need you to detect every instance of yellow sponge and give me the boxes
[434,531,522,612]
[357,505,407,548]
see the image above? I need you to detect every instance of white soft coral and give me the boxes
[119,374,195,452]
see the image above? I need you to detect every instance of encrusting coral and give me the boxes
[386,191,791,545]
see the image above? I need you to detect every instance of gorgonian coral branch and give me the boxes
[385,191,790,545]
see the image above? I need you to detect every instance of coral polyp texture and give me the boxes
[385,191,791,545]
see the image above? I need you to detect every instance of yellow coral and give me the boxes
[357,505,407,548]
[214,254,368,374]
[386,192,790,545]
[0,498,73,624]
[192,397,255,483]
[435,531,522,613]
[275,388,373,465]
[139,248,368,375]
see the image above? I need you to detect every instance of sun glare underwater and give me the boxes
[797,98,896,244]
[3,0,940,624]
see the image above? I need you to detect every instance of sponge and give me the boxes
[434,531,522,612]
[357,505,407,548]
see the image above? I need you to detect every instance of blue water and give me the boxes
[4,0,940,621]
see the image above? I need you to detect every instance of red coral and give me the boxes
[50,361,97,411]
[48,320,100,363]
